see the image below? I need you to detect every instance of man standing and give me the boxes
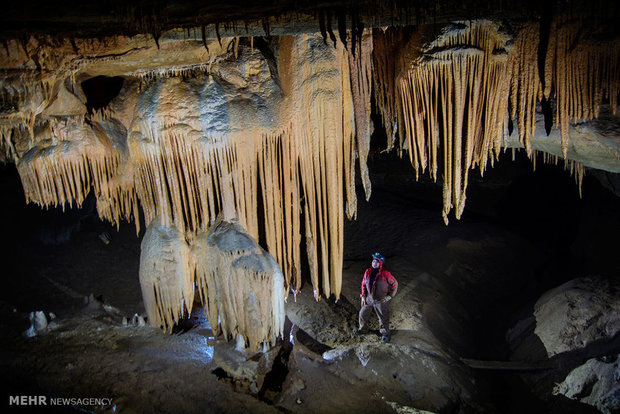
[353,252,398,342]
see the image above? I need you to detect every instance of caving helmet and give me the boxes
[371,252,385,264]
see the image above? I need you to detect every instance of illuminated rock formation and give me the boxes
[373,19,619,223]
[139,218,194,333]
[139,216,284,349]
[194,218,285,350]
[386,21,512,223]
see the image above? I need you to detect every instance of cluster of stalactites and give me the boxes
[543,17,620,158]
[507,19,619,159]
[372,27,407,151]
[382,20,511,223]
[95,159,141,233]
[373,18,617,223]
[133,63,214,93]
[11,115,141,234]
[0,69,142,230]
[349,31,374,202]
[506,18,617,192]
[0,76,68,161]
[4,32,373,306]
[138,217,284,349]
[16,119,121,212]
[130,33,373,301]
[507,23,542,156]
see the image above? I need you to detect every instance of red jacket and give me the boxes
[360,266,398,304]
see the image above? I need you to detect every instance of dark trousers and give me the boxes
[359,301,390,336]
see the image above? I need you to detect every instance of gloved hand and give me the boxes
[381,295,391,303]
[361,297,366,307]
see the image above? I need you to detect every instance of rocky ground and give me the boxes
[1,152,619,413]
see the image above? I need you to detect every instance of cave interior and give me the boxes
[1,1,619,413]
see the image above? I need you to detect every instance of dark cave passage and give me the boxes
[0,163,143,318]
[81,76,124,113]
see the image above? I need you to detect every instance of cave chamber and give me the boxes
[0,1,619,413]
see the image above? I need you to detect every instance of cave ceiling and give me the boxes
[0,0,619,336]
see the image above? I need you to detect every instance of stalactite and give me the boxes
[194,219,285,351]
[347,30,374,203]
[16,119,120,211]
[133,63,214,87]
[507,23,542,156]
[544,17,620,158]
[535,149,586,197]
[91,106,113,122]
[284,34,355,299]
[0,127,17,162]
[95,158,141,235]
[394,21,511,223]
[257,127,302,294]
[372,27,406,150]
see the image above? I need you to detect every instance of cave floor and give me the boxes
[1,159,617,413]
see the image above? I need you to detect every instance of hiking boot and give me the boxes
[353,328,365,335]
[381,335,390,343]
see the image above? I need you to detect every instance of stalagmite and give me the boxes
[194,218,285,351]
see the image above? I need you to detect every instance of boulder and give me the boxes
[554,355,620,414]
[533,277,620,357]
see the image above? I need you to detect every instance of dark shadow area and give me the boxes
[0,163,143,319]
[258,341,292,403]
[456,155,620,413]
[81,76,124,113]
[293,325,332,355]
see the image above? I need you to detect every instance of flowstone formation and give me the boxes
[0,7,619,343]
